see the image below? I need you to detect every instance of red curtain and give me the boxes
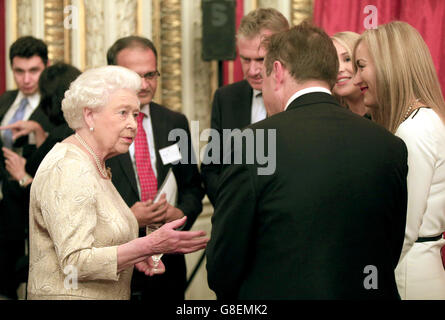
[0,0,5,95]
[313,0,445,94]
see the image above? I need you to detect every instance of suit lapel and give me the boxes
[0,90,18,121]
[117,152,139,196]
[237,80,253,129]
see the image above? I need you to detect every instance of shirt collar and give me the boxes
[140,103,151,119]
[253,89,262,98]
[17,91,40,110]
[284,87,332,111]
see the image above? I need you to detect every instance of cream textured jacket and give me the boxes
[28,143,139,300]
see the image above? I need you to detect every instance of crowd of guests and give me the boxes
[0,7,444,300]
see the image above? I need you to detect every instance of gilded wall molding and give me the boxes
[152,0,162,104]
[291,0,313,26]
[17,0,33,37]
[116,0,138,39]
[84,0,105,69]
[259,0,278,9]
[152,0,183,112]
[191,0,213,130]
[44,0,67,63]
[16,0,71,64]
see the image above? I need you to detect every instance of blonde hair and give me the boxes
[332,31,360,58]
[354,21,445,133]
[62,66,141,130]
[237,8,289,39]
[331,31,360,107]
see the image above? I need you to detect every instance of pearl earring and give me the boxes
[90,127,94,132]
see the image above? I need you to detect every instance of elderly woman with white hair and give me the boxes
[27,66,208,300]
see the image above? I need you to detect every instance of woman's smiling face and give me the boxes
[353,41,378,109]
[332,40,358,98]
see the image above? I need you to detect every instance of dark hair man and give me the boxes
[0,36,51,300]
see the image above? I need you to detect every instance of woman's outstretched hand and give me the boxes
[145,216,209,256]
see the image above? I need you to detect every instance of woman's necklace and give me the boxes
[403,98,421,121]
[75,133,110,179]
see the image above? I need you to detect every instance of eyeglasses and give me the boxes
[140,71,160,81]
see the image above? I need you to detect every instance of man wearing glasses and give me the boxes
[106,36,204,301]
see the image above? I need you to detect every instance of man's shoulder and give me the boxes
[0,90,18,105]
[250,101,405,146]
[149,101,189,128]
[150,102,186,118]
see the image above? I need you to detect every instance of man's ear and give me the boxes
[273,61,285,90]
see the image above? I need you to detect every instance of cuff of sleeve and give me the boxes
[75,246,120,282]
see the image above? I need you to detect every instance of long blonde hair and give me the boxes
[332,31,360,58]
[331,31,360,108]
[354,21,445,133]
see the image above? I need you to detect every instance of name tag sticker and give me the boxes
[159,143,182,165]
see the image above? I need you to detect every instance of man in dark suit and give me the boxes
[0,36,51,299]
[201,8,289,205]
[206,23,408,299]
[106,36,204,300]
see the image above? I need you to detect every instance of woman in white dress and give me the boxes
[353,21,445,299]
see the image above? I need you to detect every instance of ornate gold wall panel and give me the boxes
[152,0,182,112]
[17,0,33,37]
[84,0,105,69]
[15,0,70,64]
[259,0,277,8]
[191,0,214,144]
[116,0,138,39]
[44,0,68,63]
[291,0,313,26]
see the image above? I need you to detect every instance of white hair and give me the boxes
[62,65,141,130]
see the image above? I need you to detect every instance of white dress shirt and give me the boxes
[251,89,267,124]
[284,87,332,111]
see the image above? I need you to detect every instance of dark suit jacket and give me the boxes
[206,92,408,299]
[0,90,52,241]
[106,102,204,298]
[0,90,52,157]
[201,80,253,205]
[25,123,73,176]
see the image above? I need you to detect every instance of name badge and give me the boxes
[159,143,182,165]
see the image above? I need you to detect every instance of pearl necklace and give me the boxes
[75,133,110,179]
[403,98,420,121]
